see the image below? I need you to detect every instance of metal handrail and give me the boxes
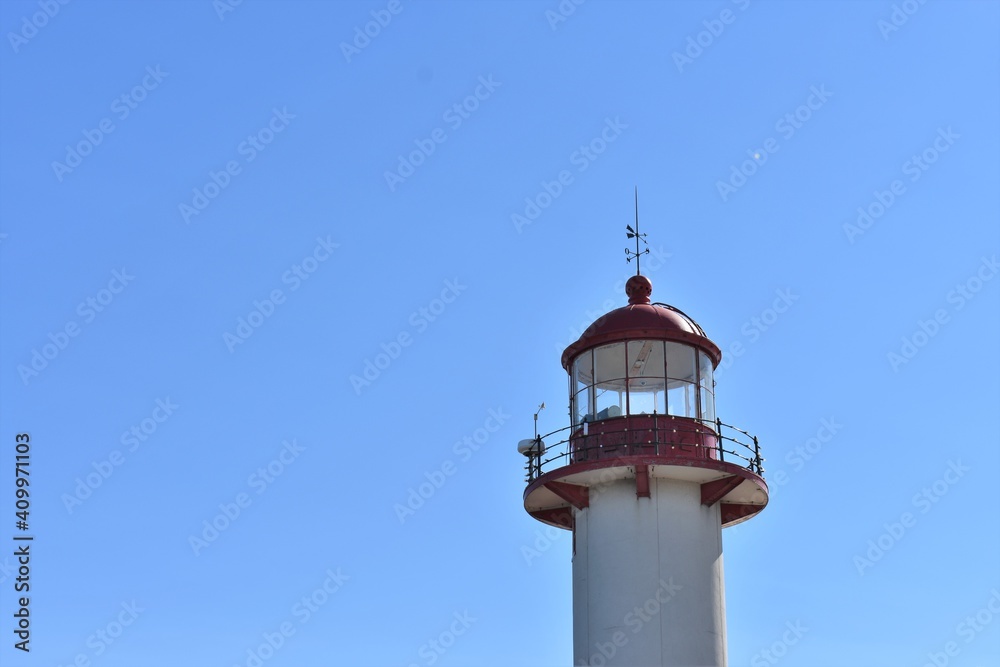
[650,302,708,337]
[523,415,764,483]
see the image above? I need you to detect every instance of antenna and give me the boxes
[533,402,545,439]
[625,187,649,275]
[519,403,547,460]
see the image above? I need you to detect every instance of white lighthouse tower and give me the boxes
[519,211,768,666]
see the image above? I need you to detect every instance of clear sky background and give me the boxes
[1,1,998,666]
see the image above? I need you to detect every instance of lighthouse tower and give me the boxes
[519,214,768,666]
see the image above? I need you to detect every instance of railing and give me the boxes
[524,415,763,483]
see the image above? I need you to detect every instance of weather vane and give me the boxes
[625,186,648,275]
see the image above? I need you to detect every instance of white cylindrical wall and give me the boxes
[573,477,726,666]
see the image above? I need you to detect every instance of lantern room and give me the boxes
[562,274,722,427]
[568,338,716,426]
[521,272,768,529]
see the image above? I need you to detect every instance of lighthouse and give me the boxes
[519,206,768,666]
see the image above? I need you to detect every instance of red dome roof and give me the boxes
[560,276,722,370]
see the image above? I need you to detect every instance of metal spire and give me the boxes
[625,186,649,275]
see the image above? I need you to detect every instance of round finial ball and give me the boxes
[626,275,652,305]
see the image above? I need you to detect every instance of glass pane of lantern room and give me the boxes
[629,378,665,415]
[595,386,624,418]
[593,343,626,419]
[698,350,714,392]
[700,386,716,425]
[575,388,591,425]
[594,343,626,385]
[572,351,594,426]
[665,342,697,382]
[573,350,594,393]
[667,380,698,418]
[627,340,665,415]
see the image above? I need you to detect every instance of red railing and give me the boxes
[524,415,763,482]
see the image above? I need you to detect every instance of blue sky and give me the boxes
[0,0,998,665]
